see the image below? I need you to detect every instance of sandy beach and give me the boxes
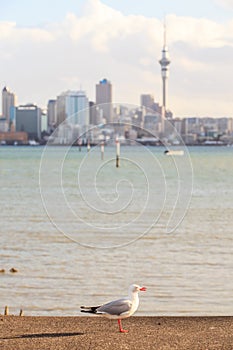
[0,316,232,349]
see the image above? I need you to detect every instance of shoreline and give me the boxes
[1,316,232,349]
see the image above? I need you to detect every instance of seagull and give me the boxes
[80,284,146,333]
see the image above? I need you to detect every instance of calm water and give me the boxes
[0,145,232,316]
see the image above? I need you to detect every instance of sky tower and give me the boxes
[159,22,171,115]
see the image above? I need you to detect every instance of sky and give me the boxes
[0,0,233,117]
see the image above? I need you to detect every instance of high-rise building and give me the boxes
[47,99,57,129]
[2,86,16,129]
[89,102,105,126]
[159,23,171,114]
[56,93,66,126]
[96,78,113,123]
[15,104,41,140]
[67,90,89,126]
[140,94,154,110]
[56,90,89,127]
[217,117,233,135]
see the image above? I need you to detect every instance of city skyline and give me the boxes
[0,0,233,117]
[1,82,232,147]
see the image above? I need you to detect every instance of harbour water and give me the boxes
[0,145,232,316]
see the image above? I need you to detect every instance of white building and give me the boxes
[56,90,89,127]
[66,90,89,126]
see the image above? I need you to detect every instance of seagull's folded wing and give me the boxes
[97,298,132,316]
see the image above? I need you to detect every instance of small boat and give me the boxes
[164,149,184,156]
[28,140,39,146]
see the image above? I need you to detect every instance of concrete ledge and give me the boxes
[0,316,232,349]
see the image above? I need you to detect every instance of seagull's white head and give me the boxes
[129,284,147,294]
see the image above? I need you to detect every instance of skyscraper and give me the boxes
[140,94,155,110]
[66,90,89,126]
[47,99,57,129]
[56,90,89,127]
[56,93,66,126]
[15,104,41,140]
[96,79,113,123]
[159,23,171,114]
[2,86,16,129]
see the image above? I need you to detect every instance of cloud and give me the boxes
[167,14,233,48]
[214,0,233,10]
[0,21,54,43]
[0,0,233,117]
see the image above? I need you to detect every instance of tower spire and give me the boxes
[163,19,166,47]
[159,19,171,115]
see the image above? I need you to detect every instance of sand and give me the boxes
[0,316,232,350]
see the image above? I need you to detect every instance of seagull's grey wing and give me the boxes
[97,298,132,316]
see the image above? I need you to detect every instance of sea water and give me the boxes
[0,145,232,316]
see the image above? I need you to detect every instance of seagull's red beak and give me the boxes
[140,286,147,292]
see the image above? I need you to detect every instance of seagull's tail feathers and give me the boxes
[80,305,102,314]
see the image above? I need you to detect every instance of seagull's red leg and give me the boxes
[118,319,128,333]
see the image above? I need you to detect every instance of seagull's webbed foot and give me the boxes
[120,328,128,333]
[118,319,128,333]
